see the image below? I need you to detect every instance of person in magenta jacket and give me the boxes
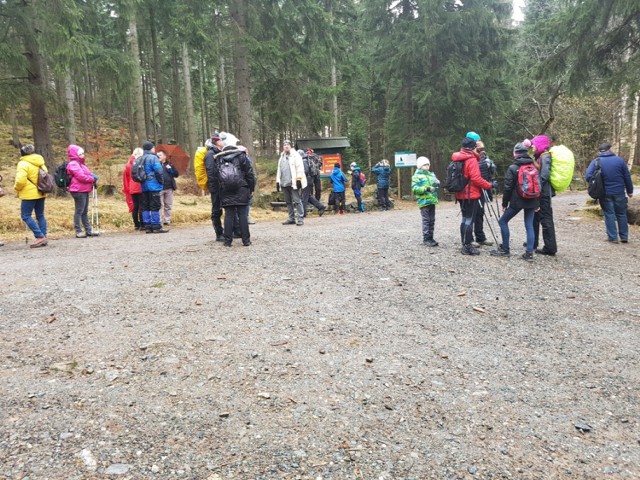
[66,144,99,238]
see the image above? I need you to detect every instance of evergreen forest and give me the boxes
[1,0,639,179]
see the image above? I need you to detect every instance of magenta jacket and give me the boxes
[66,145,96,193]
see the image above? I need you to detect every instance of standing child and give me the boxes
[372,159,392,210]
[348,162,365,212]
[411,156,440,246]
[329,163,348,214]
[490,142,540,261]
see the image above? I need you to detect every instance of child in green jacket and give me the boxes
[411,156,440,246]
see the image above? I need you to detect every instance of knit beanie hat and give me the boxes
[416,156,430,169]
[598,143,612,152]
[462,137,477,150]
[513,142,529,157]
[466,131,481,141]
[142,141,155,151]
[531,135,550,154]
[20,144,35,156]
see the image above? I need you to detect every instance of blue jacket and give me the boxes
[585,151,633,196]
[330,167,348,193]
[371,164,392,189]
[141,151,164,192]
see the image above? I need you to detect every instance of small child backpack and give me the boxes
[54,161,70,191]
[517,164,541,199]
[359,171,366,188]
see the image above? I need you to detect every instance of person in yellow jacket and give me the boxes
[13,144,49,248]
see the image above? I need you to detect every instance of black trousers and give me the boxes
[210,190,223,237]
[377,188,390,209]
[334,191,346,212]
[223,206,250,245]
[533,194,557,253]
[311,175,322,200]
[302,180,325,214]
[459,199,478,246]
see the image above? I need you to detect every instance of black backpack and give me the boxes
[131,155,147,183]
[219,158,244,191]
[587,158,605,200]
[54,161,70,190]
[444,160,468,193]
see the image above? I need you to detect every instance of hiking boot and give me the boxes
[621,239,628,243]
[282,219,296,225]
[461,244,480,256]
[425,239,439,247]
[470,241,480,248]
[490,246,510,257]
[87,231,100,237]
[223,242,232,247]
[153,228,169,233]
[535,248,556,256]
[248,218,256,225]
[30,237,48,248]
[215,235,224,242]
[318,207,326,217]
[76,232,87,238]
[296,221,304,226]
[145,227,154,233]
[521,252,534,261]
[478,240,494,246]
[243,241,252,246]
[607,238,619,244]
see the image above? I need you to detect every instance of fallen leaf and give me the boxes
[473,306,486,313]
[270,341,288,347]
[195,300,203,305]
[448,269,456,273]
[216,276,227,280]
[47,315,56,323]
[257,392,271,399]
[457,291,466,297]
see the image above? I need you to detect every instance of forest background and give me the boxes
[0,0,638,236]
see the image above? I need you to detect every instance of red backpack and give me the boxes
[517,164,541,199]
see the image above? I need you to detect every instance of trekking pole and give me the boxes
[92,186,100,234]
[480,198,500,245]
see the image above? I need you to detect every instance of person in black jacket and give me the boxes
[490,142,540,261]
[214,141,256,247]
[204,134,225,241]
[157,149,179,225]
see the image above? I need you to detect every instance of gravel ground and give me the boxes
[1,191,639,480]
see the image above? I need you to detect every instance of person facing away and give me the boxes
[490,142,540,261]
[13,144,48,248]
[213,134,255,246]
[66,144,99,238]
[140,141,168,233]
[585,143,634,243]
[451,137,494,256]
[411,156,439,246]
[471,140,496,247]
[348,162,365,212]
[123,148,144,230]
[204,133,226,241]
[306,148,323,200]
[276,140,307,226]
[530,134,557,256]
[329,162,348,214]
[372,159,392,210]
[157,148,179,225]
[300,149,327,217]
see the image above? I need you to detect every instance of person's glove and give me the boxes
[492,180,498,189]
[276,182,280,192]
[296,179,302,189]
[92,174,99,183]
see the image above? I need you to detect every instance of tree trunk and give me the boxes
[199,57,207,144]
[182,42,197,160]
[85,60,98,141]
[331,52,338,136]
[77,80,89,148]
[172,51,184,146]
[63,71,76,144]
[128,15,147,145]
[230,0,254,159]
[629,92,639,169]
[21,29,55,167]
[126,90,136,151]
[217,56,229,132]
[9,105,20,147]
[150,6,167,143]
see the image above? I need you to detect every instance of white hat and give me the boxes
[220,132,239,148]
[350,162,357,169]
[417,156,430,169]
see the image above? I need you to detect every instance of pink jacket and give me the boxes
[66,145,96,193]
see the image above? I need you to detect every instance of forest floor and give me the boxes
[1,191,639,480]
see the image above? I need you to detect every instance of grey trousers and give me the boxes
[282,186,304,223]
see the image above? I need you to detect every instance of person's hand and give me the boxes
[535,207,540,212]
[629,192,634,198]
[92,174,99,183]
[492,180,498,189]
[296,179,302,189]
[276,182,280,192]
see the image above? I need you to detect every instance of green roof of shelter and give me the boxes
[296,137,350,150]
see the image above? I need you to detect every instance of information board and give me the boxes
[394,151,417,168]
[321,153,342,176]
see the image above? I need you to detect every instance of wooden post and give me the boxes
[397,168,401,198]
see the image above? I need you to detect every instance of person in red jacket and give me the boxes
[452,137,494,255]
[122,148,144,230]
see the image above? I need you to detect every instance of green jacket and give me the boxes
[411,169,439,207]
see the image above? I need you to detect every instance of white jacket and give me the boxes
[276,150,307,190]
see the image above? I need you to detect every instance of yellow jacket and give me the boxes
[14,153,47,200]
[194,146,208,191]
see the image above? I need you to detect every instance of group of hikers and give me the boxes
[6,130,634,251]
[410,131,634,260]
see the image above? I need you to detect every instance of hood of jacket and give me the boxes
[21,153,45,168]
[514,154,535,166]
[451,149,477,162]
[531,135,550,157]
[67,144,85,163]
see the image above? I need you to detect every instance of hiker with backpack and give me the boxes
[411,156,439,246]
[372,159,392,210]
[138,141,168,234]
[66,144,99,238]
[276,140,307,226]
[530,135,557,256]
[204,133,227,241]
[585,143,634,243]
[13,144,49,248]
[213,133,255,246]
[299,149,327,217]
[122,148,144,230]
[490,142,540,261]
[348,162,366,213]
[157,148,179,225]
[307,149,323,200]
[329,163,348,214]
[449,137,495,255]
[471,140,496,247]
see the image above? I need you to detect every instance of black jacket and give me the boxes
[161,162,179,190]
[205,146,222,193]
[214,147,256,207]
[502,155,540,210]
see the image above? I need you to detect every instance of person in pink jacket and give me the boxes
[122,148,144,230]
[66,145,99,238]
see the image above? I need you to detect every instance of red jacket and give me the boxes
[452,149,492,201]
[122,155,142,195]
